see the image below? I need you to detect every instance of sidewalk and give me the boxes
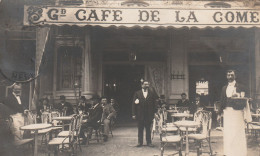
[80,123,260,156]
[20,122,260,156]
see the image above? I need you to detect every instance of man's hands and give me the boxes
[132,115,136,120]
[217,115,222,122]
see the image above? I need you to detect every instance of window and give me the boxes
[57,46,82,90]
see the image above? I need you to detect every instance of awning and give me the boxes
[24,1,260,28]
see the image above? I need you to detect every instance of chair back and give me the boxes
[41,112,50,123]
[214,101,221,112]
[256,109,260,114]
[68,115,78,142]
[177,107,189,113]
[75,114,83,136]
[24,111,37,125]
[194,110,212,136]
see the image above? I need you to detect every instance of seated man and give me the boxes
[190,94,207,114]
[101,97,116,142]
[110,98,119,118]
[80,95,103,145]
[55,95,74,116]
[176,93,190,107]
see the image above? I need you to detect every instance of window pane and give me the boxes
[57,46,82,90]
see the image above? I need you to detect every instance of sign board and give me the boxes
[24,5,260,28]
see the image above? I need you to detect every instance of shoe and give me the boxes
[147,143,154,147]
[136,143,143,147]
[81,139,87,145]
[103,135,108,142]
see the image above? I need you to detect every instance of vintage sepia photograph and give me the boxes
[0,0,260,156]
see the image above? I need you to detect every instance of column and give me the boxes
[255,29,260,106]
[167,30,189,103]
[82,29,94,98]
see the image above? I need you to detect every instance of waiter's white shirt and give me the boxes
[142,89,148,98]
[13,92,21,105]
[226,80,236,98]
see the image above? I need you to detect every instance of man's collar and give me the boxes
[228,80,236,86]
[142,88,148,92]
[12,92,19,97]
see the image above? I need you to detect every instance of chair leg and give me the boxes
[196,140,200,156]
[78,137,82,152]
[178,142,182,156]
[207,138,213,156]
[110,127,113,138]
[160,143,164,156]
[96,130,99,143]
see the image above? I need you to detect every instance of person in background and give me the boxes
[0,103,16,156]
[80,95,103,145]
[132,80,159,147]
[101,97,116,142]
[55,95,74,116]
[176,93,190,108]
[110,98,119,116]
[78,96,92,114]
[158,95,168,109]
[3,83,28,141]
[190,94,207,114]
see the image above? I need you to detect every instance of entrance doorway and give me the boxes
[104,65,145,122]
[189,66,226,106]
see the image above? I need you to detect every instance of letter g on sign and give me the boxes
[47,9,59,20]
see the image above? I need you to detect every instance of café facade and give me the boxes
[2,0,260,115]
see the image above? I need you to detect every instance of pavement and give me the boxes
[16,121,260,156]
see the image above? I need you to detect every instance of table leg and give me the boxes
[185,127,189,156]
[62,122,64,131]
[34,130,38,156]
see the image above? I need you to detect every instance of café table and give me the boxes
[20,123,52,156]
[52,116,74,130]
[174,120,200,156]
[167,109,178,113]
[171,113,193,122]
[251,114,260,122]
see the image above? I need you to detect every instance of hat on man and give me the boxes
[60,95,66,100]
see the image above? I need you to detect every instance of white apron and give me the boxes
[10,113,24,140]
[223,107,247,156]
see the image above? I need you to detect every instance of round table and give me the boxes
[52,116,74,130]
[167,109,178,113]
[174,120,200,156]
[252,114,260,122]
[20,124,52,156]
[171,113,193,122]
[252,114,260,117]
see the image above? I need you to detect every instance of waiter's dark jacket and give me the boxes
[218,83,247,115]
[132,89,158,123]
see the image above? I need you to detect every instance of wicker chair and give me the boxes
[188,110,213,156]
[48,115,77,156]
[159,121,183,156]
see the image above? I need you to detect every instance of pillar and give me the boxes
[167,30,189,104]
[82,29,94,98]
[255,29,260,106]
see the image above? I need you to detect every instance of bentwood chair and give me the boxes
[159,119,183,156]
[57,114,83,152]
[48,115,77,156]
[188,110,213,156]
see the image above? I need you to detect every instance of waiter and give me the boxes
[132,80,158,147]
[217,70,251,156]
[4,83,28,140]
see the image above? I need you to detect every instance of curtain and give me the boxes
[30,27,50,111]
[145,64,165,96]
